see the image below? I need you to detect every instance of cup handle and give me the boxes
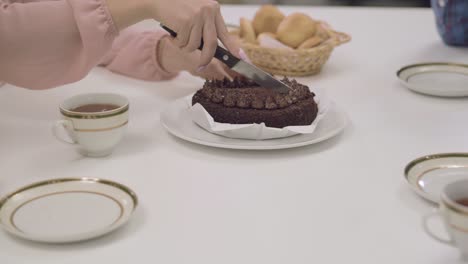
[422,212,455,246]
[52,120,77,145]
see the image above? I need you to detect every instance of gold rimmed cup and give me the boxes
[53,93,129,157]
[422,179,468,260]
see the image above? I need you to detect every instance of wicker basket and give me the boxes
[233,23,351,77]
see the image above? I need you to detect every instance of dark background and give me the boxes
[326,0,430,6]
[218,0,431,7]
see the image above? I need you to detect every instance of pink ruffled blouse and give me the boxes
[0,0,177,89]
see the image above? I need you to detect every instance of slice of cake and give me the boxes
[192,78,318,128]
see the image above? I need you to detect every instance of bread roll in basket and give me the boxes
[229,20,351,77]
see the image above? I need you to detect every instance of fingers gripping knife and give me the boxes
[161,24,290,94]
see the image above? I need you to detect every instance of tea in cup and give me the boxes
[423,179,468,260]
[53,93,129,157]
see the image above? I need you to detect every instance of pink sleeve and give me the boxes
[0,0,118,89]
[9,0,51,3]
[99,28,178,81]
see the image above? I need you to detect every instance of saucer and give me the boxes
[0,178,137,243]
[397,63,468,97]
[160,95,348,150]
[404,153,468,203]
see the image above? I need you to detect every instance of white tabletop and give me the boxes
[1,5,468,264]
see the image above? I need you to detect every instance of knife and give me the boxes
[161,24,290,94]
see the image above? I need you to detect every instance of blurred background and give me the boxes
[218,0,430,7]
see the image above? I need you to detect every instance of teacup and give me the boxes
[423,179,468,260]
[53,93,129,157]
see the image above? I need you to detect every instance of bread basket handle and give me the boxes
[329,30,351,47]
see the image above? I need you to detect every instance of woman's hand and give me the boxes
[158,36,239,80]
[106,0,239,68]
[150,0,239,68]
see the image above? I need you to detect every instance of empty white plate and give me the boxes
[0,178,137,243]
[160,95,348,150]
[404,153,468,203]
[397,63,468,97]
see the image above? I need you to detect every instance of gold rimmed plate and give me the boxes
[405,153,468,204]
[397,63,468,97]
[0,178,137,243]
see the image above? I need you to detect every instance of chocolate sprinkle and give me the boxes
[199,77,314,110]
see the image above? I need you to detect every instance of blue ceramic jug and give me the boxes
[432,0,468,46]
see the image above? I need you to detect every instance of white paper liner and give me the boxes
[188,91,330,140]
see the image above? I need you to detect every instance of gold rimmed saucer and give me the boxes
[397,62,468,97]
[0,178,137,243]
[405,153,468,204]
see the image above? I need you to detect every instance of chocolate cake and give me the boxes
[192,78,318,128]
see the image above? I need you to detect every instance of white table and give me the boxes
[1,5,468,264]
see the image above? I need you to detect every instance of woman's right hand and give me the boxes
[158,36,240,80]
[150,0,239,68]
[106,0,239,69]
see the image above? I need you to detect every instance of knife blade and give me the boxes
[161,24,290,94]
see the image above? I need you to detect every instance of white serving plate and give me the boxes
[160,95,348,150]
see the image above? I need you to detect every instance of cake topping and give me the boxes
[199,77,313,110]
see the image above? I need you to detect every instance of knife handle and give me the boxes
[161,24,240,68]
